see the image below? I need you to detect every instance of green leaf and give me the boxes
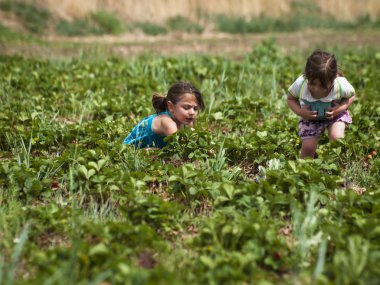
[89,243,109,256]
[223,184,235,200]
[288,160,297,172]
[79,165,96,179]
[212,112,223,121]
[88,161,99,171]
[257,131,267,138]
[200,255,215,268]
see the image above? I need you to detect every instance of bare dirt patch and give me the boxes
[0,10,26,32]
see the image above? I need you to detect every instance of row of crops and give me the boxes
[0,41,379,284]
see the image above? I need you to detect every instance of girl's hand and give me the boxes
[300,105,318,120]
[287,96,317,120]
[325,101,343,119]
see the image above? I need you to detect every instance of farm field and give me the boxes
[0,39,380,284]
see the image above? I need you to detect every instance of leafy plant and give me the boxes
[0,44,379,284]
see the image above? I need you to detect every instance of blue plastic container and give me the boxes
[302,100,332,119]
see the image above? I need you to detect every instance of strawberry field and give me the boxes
[0,41,380,284]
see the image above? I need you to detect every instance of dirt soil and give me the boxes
[1,29,380,59]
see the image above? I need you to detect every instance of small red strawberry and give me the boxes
[52,180,59,189]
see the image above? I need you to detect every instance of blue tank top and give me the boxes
[123,111,172,148]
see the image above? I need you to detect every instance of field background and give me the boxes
[16,0,380,21]
[1,1,380,285]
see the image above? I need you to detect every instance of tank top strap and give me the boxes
[158,111,173,118]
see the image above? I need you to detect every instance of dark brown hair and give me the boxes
[152,82,205,113]
[304,50,342,88]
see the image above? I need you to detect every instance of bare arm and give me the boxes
[152,116,178,136]
[287,95,318,120]
[325,95,356,119]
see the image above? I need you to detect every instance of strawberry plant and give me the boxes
[0,42,379,284]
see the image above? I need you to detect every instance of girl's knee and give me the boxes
[301,148,316,158]
[302,145,317,156]
[329,133,344,141]
[328,122,346,141]
[301,139,318,158]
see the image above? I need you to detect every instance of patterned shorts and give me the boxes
[298,110,352,140]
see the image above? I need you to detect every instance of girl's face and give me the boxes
[168,93,199,127]
[308,79,334,99]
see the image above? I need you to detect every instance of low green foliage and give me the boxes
[0,23,33,42]
[134,21,168,36]
[214,13,380,34]
[55,18,98,37]
[91,11,124,35]
[167,16,204,34]
[55,12,124,36]
[0,42,379,284]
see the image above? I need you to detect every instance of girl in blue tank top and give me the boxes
[124,82,205,149]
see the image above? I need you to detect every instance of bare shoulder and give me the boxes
[152,114,178,135]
